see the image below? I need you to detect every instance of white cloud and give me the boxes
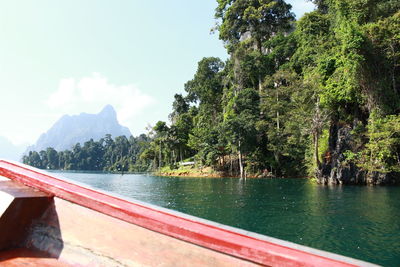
[46,73,155,132]
[47,78,75,108]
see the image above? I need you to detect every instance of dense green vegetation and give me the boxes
[23,134,151,172]
[24,0,400,183]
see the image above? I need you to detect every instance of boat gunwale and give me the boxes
[0,159,377,267]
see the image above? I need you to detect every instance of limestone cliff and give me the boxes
[28,105,131,152]
[317,122,399,185]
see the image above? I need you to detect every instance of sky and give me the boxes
[0,0,314,146]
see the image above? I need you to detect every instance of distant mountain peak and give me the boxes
[29,105,131,152]
[100,104,117,117]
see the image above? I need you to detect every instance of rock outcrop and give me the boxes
[317,122,399,185]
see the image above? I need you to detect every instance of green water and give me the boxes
[54,171,400,266]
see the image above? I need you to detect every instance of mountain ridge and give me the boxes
[28,105,131,152]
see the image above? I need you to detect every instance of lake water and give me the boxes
[53,171,400,266]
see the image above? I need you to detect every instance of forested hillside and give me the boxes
[24,0,400,184]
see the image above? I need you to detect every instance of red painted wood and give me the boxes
[0,160,361,267]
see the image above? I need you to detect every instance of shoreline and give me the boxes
[154,166,293,179]
[156,172,311,179]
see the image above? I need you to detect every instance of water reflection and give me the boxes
[53,171,400,266]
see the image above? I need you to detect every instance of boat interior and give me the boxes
[0,160,376,266]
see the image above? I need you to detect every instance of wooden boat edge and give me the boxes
[0,159,377,266]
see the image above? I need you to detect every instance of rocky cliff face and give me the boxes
[317,122,399,185]
[28,105,131,152]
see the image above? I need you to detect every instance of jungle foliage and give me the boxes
[24,0,400,179]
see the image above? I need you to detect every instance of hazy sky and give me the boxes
[0,0,314,146]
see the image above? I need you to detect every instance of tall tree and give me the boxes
[153,121,170,168]
[216,0,295,92]
[216,0,294,51]
[223,88,260,178]
[185,57,225,166]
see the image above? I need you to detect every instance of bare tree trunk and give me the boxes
[314,133,321,168]
[238,140,244,180]
[257,39,263,95]
[159,140,162,169]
